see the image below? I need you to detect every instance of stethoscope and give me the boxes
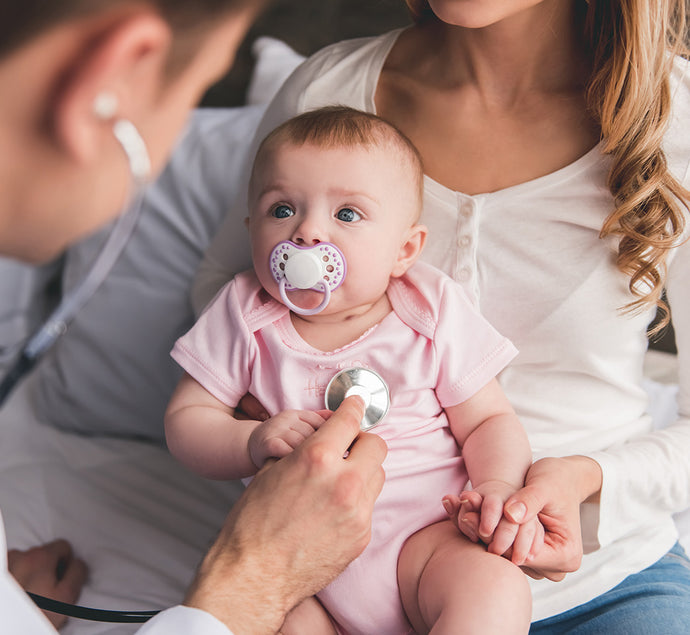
[4,231,391,622]
[0,119,150,408]
[269,240,390,429]
[0,198,143,407]
[1,116,165,622]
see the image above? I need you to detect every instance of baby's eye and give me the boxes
[272,204,294,219]
[336,208,361,222]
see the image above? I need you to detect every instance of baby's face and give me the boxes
[248,141,422,316]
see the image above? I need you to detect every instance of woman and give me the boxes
[0,1,386,633]
[197,0,690,631]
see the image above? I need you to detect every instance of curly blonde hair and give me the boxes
[585,0,689,332]
[405,0,690,332]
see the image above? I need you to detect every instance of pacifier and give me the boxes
[269,241,347,315]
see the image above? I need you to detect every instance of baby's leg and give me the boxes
[398,520,531,635]
[279,596,338,635]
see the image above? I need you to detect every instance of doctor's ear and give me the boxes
[392,223,428,278]
[52,10,172,164]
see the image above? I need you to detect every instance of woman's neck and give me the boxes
[411,0,589,107]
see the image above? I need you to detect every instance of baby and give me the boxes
[165,107,538,635]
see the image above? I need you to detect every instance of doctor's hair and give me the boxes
[0,0,259,61]
[250,106,425,211]
[405,0,690,333]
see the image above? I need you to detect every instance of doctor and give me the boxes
[0,1,387,633]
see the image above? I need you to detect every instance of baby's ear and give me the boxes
[392,224,427,278]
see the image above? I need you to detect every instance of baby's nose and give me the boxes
[291,218,324,246]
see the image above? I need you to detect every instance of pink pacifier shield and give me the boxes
[269,241,347,291]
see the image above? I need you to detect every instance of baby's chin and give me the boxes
[263,283,332,315]
[287,288,338,314]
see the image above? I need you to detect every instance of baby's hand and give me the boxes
[248,409,330,468]
[443,481,544,566]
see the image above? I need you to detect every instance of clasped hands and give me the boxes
[444,456,589,581]
[245,403,586,583]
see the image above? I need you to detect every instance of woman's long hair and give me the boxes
[405,0,690,332]
[585,0,689,332]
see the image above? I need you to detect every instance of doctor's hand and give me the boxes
[8,539,88,629]
[184,395,387,635]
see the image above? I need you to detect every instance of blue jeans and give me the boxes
[530,542,690,634]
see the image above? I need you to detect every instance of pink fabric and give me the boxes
[171,261,517,634]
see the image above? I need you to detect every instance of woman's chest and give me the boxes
[376,73,599,195]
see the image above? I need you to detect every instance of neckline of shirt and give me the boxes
[363,28,607,207]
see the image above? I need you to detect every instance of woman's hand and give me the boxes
[8,539,88,629]
[444,481,544,567]
[236,393,269,421]
[502,456,602,581]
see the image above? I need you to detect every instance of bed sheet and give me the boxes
[0,375,244,635]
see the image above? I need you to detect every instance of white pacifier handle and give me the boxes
[278,278,331,316]
[270,241,346,316]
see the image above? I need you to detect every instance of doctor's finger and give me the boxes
[310,395,368,455]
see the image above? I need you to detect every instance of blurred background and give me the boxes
[201,0,412,107]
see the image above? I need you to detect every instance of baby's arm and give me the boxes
[446,378,539,561]
[164,373,326,480]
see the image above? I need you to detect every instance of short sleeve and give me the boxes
[170,279,252,407]
[432,274,518,407]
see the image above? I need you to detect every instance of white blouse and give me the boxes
[196,29,690,621]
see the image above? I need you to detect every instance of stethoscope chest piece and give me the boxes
[325,367,390,431]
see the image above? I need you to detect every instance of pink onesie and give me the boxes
[171,261,517,635]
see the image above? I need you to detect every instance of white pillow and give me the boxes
[246,37,306,106]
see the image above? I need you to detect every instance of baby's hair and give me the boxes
[251,106,425,214]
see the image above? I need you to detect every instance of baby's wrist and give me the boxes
[473,477,522,496]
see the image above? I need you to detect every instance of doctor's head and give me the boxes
[247,106,428,318]
[0,0,264,263]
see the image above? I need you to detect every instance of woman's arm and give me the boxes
[585,233,690,546]
[503,234,690,576]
